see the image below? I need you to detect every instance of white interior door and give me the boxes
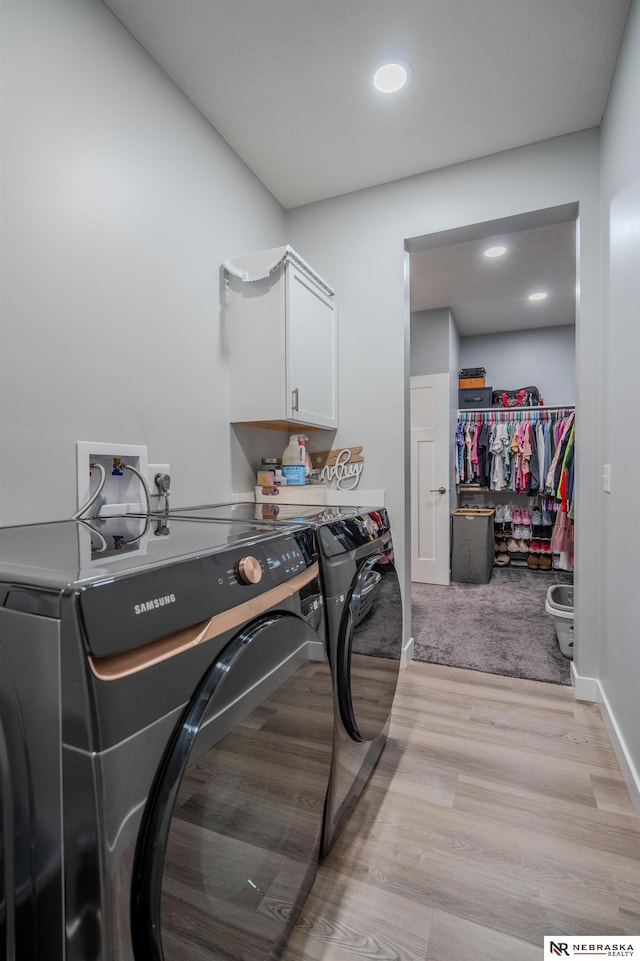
[411,373,451,584]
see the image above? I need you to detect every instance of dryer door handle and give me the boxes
[360,571,381,597]
[89,563,320,680]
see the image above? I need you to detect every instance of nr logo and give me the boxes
[550,944,570,957]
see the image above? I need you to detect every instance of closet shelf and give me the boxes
[458,486,544,497]
[457,405,575,415]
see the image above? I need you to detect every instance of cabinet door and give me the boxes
[286,262,337,429]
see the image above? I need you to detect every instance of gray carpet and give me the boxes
[411,568,574,685]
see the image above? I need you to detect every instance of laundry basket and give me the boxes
[545,584,574,658]
[450,508,495,584]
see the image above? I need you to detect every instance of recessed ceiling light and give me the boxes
[372,62,409,94]
[484,246,506,258]
[528,291,548,302]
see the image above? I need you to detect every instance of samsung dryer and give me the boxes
[0,514,333,961]
[139,503,404,855]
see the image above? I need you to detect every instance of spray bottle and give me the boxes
[298,435,311,480]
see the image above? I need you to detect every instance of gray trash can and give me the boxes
[450,508,495,584]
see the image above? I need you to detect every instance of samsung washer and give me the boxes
[0,513,333,961]
[142,502,404,855]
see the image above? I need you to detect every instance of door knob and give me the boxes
[429,486,447,494]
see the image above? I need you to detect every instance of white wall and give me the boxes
[448,314,461,517]
[459,324,576,407]
[287,130,601,678]
[410,308,452,376]
[411,308,460,517]
[0,0,285,524]
[600,0,640,797]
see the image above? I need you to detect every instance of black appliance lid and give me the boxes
[0,515,307,591]
[145,502,391,558]
[151,501,377,526]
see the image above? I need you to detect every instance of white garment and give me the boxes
[489,423,509,490]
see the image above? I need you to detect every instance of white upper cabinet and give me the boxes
[225,246,338,431]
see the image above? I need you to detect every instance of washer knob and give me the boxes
[237,556,262,585]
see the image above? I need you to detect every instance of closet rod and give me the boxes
[458,405,575,413]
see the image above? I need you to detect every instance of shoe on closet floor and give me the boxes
[539,553,552,571]
[531,509,542,536]
[516,539,530,553]
[527,551,540,569]
[507,538,519,553]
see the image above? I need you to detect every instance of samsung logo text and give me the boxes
[134,594,176,615]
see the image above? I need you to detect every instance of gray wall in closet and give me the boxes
[411,314,575,409]
[459,324,576,407]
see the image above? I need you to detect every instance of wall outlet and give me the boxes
[147,463,171,506]
[76,441,149,516]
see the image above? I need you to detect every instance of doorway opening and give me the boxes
[407,203,578,685]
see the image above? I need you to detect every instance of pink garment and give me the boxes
[514,422,532,492]
[551,509,574,555]
[520,422,532,492]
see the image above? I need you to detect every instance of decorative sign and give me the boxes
[311,446,364,491]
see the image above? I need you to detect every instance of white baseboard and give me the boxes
[570,661,600,701]
[401,635,414,669]
[570,663,640,818]
[596,681,640,822]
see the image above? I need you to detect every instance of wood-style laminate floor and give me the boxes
[281,662,640,961]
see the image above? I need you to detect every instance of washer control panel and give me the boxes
[263,539,306,580]
[79,532,312,657]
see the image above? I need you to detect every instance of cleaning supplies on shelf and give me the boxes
[298,435,312,480]
[281,434,306,485]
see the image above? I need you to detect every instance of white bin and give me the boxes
[545,584,574,659]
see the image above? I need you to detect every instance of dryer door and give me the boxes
[338,552,403,742]
[131,612,333,961]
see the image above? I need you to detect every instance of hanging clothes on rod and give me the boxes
[456,406,575,572]
[548,415,575,571]
[456,407,575,495]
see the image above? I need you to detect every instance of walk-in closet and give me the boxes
[409,209,577,685]
[456,405,575,572]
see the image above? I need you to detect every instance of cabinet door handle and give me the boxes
[291,388,299,412]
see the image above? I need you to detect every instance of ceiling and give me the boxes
[101,0,625,336]
[410,219,577,336]
[102,0,629,210]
